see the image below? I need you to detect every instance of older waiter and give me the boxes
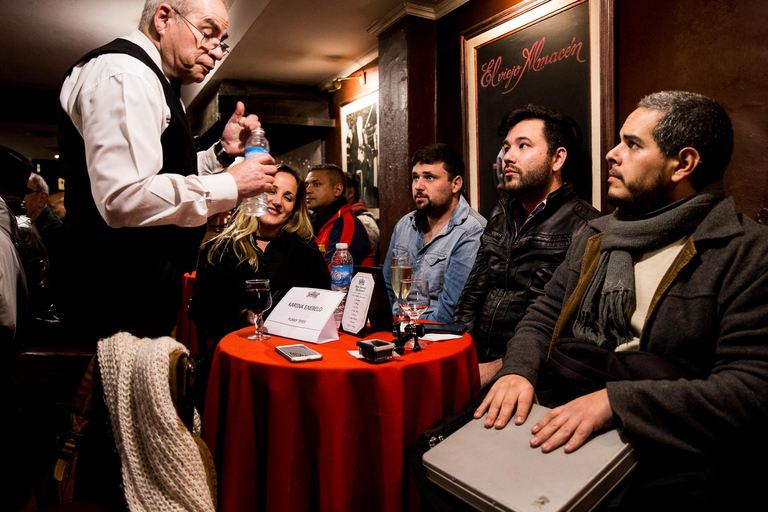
[58,0,277,344]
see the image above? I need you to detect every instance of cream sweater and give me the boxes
[98,332,214,511]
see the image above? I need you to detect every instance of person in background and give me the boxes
[477,91,768,509]
[306,164,374,267]
[383,143,486,324]
[0,146,53,335]
[48,190,66,220]
[190,165,330,345]
[344,171,380,264]
[25,172,64,274]
[453,106,600,386]
[25,173,61,227]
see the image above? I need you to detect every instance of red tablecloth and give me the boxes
[202,327,480,512]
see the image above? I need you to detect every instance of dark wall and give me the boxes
[617,0,768,220]
[435,0,528,182]
[433,0,768,219]
[377,16,438,262]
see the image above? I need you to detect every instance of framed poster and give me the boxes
[463,0,614,217]
[341,91,380,211]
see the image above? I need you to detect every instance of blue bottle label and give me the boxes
[245,146,269,159]
[331,265,353,287]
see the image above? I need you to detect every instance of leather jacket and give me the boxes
[7,202,52,319]
[452,183,600,362]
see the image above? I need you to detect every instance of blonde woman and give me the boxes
[189,165,330,344]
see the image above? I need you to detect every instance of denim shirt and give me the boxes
[383,195,486,323]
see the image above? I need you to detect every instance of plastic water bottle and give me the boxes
[242,127,270,216]
[331,243,354,328]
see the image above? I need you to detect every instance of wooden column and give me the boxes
[377,16,437,261]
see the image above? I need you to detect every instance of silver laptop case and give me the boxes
[422,404,636,512]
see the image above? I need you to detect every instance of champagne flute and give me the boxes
[398,278,430,349]
[390,253,411,324]
[245,279,273,340]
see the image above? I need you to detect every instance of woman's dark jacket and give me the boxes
[452,184,600,362]
[189,231,331,343]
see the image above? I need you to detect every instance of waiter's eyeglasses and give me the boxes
[173,7,231,56]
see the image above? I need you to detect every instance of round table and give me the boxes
[202,326,480,512]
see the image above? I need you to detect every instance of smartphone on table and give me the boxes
[275,344,323,362]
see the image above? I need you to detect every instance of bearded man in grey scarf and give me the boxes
[473,91,768,510]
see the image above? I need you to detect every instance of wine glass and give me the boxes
[390,253,411,324]
[245,279,273,340]
[398,278,430,349]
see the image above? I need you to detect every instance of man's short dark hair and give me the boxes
[345,172,360,203]
[637,91,733,191]
[309,163,345,192]
[498,105,582,181]
[411,143,465,183]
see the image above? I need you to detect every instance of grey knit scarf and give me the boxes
[572,185,724,349]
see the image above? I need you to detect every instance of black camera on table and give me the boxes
[356,339,395,363]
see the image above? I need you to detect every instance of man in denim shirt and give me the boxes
[383,144,486,324]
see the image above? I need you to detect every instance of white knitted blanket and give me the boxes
[98,332,215,512]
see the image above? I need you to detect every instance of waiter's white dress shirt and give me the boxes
[59,30,238,229]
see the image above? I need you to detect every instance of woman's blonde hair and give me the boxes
[206,165,313,268]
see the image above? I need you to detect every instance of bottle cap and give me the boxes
[336,243,348,250]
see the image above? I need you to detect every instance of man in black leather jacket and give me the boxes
[452,106,600,385]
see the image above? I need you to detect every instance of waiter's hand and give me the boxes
[474,374,535,429]
[228,152,277,198]
[221,101,261,156]
[530,389,613,453]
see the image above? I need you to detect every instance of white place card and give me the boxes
[341,272,375,335]
[421,333,463,342]
[347,350,400,360]
[264,287,346,344]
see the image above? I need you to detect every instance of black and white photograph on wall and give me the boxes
[341,91,379,210]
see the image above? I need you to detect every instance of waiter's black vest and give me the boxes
[58,38,205,273]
